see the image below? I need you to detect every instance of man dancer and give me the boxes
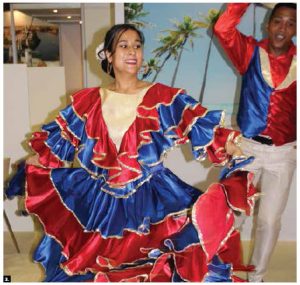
[214,3,296,282]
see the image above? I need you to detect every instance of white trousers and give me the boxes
[239,138,296,282]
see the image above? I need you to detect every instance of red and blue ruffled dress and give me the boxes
[8,83,256,282]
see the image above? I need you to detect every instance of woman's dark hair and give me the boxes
[269,3,296,22]
[99,24,145,78]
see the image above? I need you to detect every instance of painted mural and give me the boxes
[124,3,273,128]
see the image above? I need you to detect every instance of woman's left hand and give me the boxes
[225,140,244,157]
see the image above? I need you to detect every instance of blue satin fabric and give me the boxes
[51,165,201,237]
[139,93,223,165]
[41,93,223,178]
[5,160,26,198]
[60,105,86,139]
[34,234,95,282]
[188,110,223,158]
[204,256,232,282]
[237,46,273,137]
[40,91,223,195]
[7,88,253,282]
[42,121,76,163]
[164,222,200,251]
[219,156,255,180]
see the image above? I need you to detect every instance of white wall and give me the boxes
[4,65,31,162]
[60,24,83,96]
[4,10,56,27]
[27,67,66,131]
[81,3,114,88]
[4,64,33,232]
[4,65,66,232]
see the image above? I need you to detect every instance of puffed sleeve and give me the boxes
[29,103,85,168]
[214,3,256,74]
[29,87,102,168]
[157,90,242,166]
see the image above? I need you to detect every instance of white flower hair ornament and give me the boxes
[96,42,106,63]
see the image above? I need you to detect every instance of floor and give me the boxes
[3,232,297,282]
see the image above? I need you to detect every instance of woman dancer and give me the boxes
[9,24,256,282]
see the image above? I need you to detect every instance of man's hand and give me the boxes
[225,140,243,157]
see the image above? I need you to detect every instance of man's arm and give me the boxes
[214,3,256,74]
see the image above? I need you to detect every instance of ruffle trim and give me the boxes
[29,84,242,197]
[29,114,80,168]
[192,170,256,261]
[26,161,257,281]
[68,84,235,189]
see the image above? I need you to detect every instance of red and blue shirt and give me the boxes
[214,3,296,146]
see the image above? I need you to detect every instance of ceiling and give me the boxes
[11,3,81,24]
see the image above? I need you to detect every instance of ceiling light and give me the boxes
[67,16,72,19]
[79,20,83,24]
[53,9,58,13]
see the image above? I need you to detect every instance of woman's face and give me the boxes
[107,29,144,77]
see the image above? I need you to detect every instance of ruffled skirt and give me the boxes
[24,163,256,282]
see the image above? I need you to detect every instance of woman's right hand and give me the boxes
[26,155,42,167]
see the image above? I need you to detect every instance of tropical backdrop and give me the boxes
[124,3,272,128]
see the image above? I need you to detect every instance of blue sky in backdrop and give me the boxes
[136,3,270,126]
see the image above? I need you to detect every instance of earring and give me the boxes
[138,61,149,79]
[107,62,112,74]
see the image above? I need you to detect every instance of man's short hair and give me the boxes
[270,3,296,21]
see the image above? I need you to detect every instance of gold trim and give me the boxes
[100,174,153,197]
[43,134,73,163]
[138,88,184,110]
[117,158,142,174]
[107,173,143,188]
[172,252,192,282]
[277,55,296,90]
[191,197,209,258]
[182,109,209,137]
[136,114,159,121]
[259,47,274,88]
[59,111,82,141]
[260,48,296,90]
[75,149,106,179]
[95,255,114,270]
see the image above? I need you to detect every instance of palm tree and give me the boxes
[168,16,205,87]
[151,34,179,82]
[198,8,220,103]
[124,3,150,29]
[151,16,204,85]
[140,58,160,80]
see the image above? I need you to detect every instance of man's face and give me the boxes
[267,6,296,56]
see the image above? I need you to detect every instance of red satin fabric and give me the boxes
[221,171,256,216]
[192,183,235,262]
[26,159,256,281]
[42,84,236,187]
[25,165,189,275]
[56,115,80,148]
[261,82,297,145]
[214,4,296,82]
[206,128,241,165]
[219,230,255,272]
[30,132,64,168]
[214,3,296,146]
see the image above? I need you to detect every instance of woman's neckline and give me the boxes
[103,82,155,95]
